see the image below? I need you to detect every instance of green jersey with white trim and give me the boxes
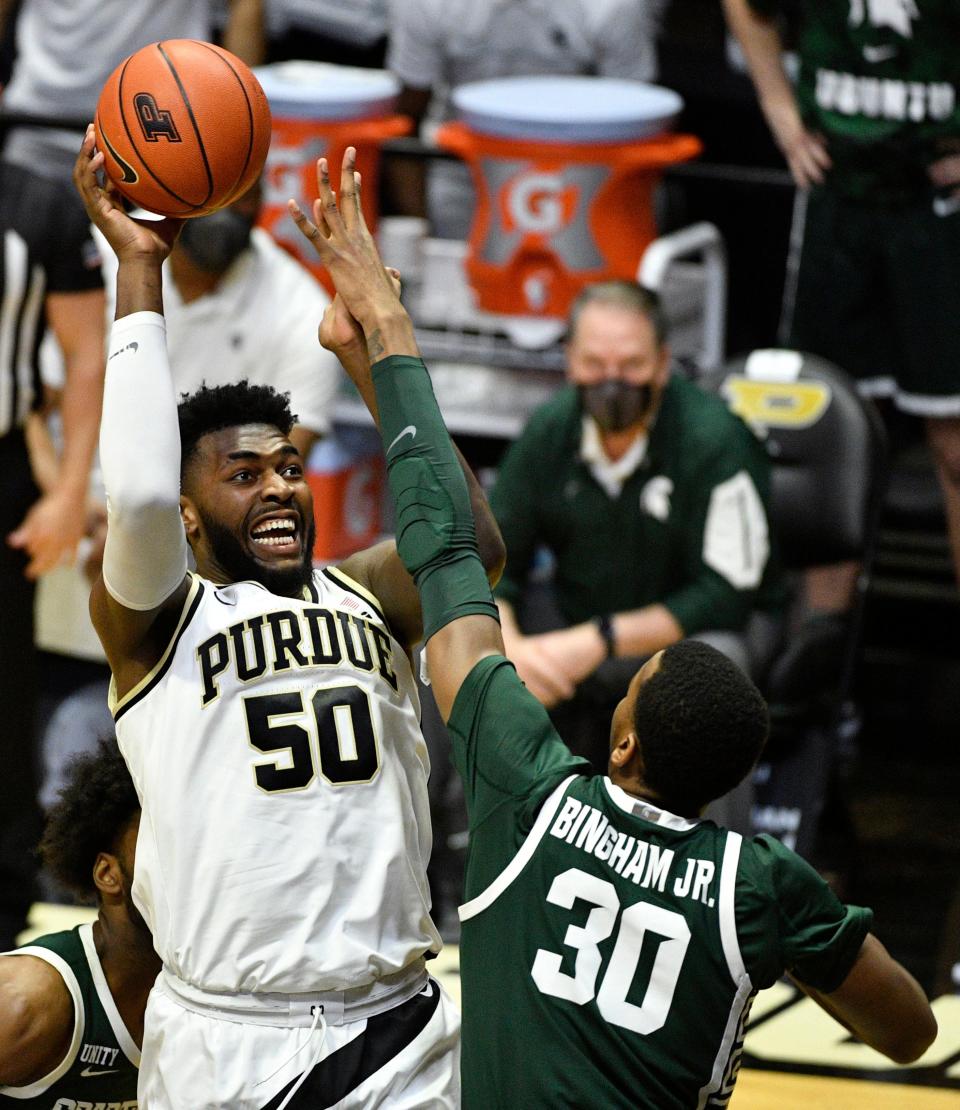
[0,923,140,1107]
[748,0,960,202]
[448,656,871,1109]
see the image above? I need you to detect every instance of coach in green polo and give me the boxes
[491,282,785,823]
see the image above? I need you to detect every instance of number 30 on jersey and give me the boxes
[532,867,691,1035]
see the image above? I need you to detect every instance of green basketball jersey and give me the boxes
[748,0,960,202]
[448,656,872,1109]
[0,923,140,1108]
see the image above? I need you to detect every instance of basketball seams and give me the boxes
[97,39,268,218]
[196,41,255,204]
[156,41,215,209]
[116,52,199,212]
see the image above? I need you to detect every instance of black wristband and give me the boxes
[594,614,616,659]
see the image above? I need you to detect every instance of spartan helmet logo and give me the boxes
[849,0,920,37]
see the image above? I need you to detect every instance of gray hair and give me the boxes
[567,281,668,346]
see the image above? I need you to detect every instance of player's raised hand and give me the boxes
[319,269,403,355]
[288,148,404,334]
[73,125,183,262]
[319,269,402,425]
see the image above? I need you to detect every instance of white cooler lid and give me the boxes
[452,77,682,142]
[253,61,399,121]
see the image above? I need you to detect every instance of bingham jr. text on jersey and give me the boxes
[551,796,718,908]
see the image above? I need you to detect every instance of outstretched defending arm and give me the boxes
[305,286,505,651]
[288,151,504,711]
[73,127,190,688]
[290,152,505,656]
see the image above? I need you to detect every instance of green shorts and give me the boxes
[782,186,960,417]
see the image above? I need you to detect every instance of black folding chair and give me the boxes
[702,349,887,857]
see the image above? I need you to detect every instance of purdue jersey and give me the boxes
[0,924,139,1106]
[112,567,440,995]
[448,657,871,1109]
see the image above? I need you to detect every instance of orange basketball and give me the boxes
[94,39,272,218]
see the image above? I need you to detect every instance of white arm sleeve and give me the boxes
[100,311,188,610]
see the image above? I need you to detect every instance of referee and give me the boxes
[0,156,104,949]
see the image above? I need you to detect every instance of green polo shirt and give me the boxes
[491,376,784,635]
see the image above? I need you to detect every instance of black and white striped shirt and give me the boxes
[0,161,102,436]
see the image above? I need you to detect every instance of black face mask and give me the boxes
[178,207,255,274]
[579,381,656,433]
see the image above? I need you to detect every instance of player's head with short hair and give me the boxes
[609,640,769,816]
[178,380,297,478]
[566,281,670,434]
[39,738,142,912]
[177,381,316,597]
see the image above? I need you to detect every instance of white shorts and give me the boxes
[139,975,460,1109]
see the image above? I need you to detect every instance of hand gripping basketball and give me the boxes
[94,39,271,218]
[74,126,183,263]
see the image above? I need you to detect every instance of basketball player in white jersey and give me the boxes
[73,127,504,1108]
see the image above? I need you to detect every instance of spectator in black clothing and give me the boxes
[0,162,105,949]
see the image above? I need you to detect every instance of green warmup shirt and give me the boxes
[491,377,784,635]
[748,0,960,203]
[0,923,140,1108]
[448,656,872,1109]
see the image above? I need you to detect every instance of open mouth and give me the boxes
[249,515,300,556]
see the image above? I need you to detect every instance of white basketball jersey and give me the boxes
[112,567,441,995]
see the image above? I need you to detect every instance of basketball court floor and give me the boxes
[26,902,960,1108]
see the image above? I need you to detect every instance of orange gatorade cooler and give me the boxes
[436,77,700,322]
[306,427,386,561]
[254,62,410,292]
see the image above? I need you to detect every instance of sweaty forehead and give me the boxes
[196,423,293,467]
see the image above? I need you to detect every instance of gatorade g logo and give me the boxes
[134,92,182,142]
[722,376,832,432]
[480,158,606,270]
[848,0,919,37]
[507,172,572,234]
